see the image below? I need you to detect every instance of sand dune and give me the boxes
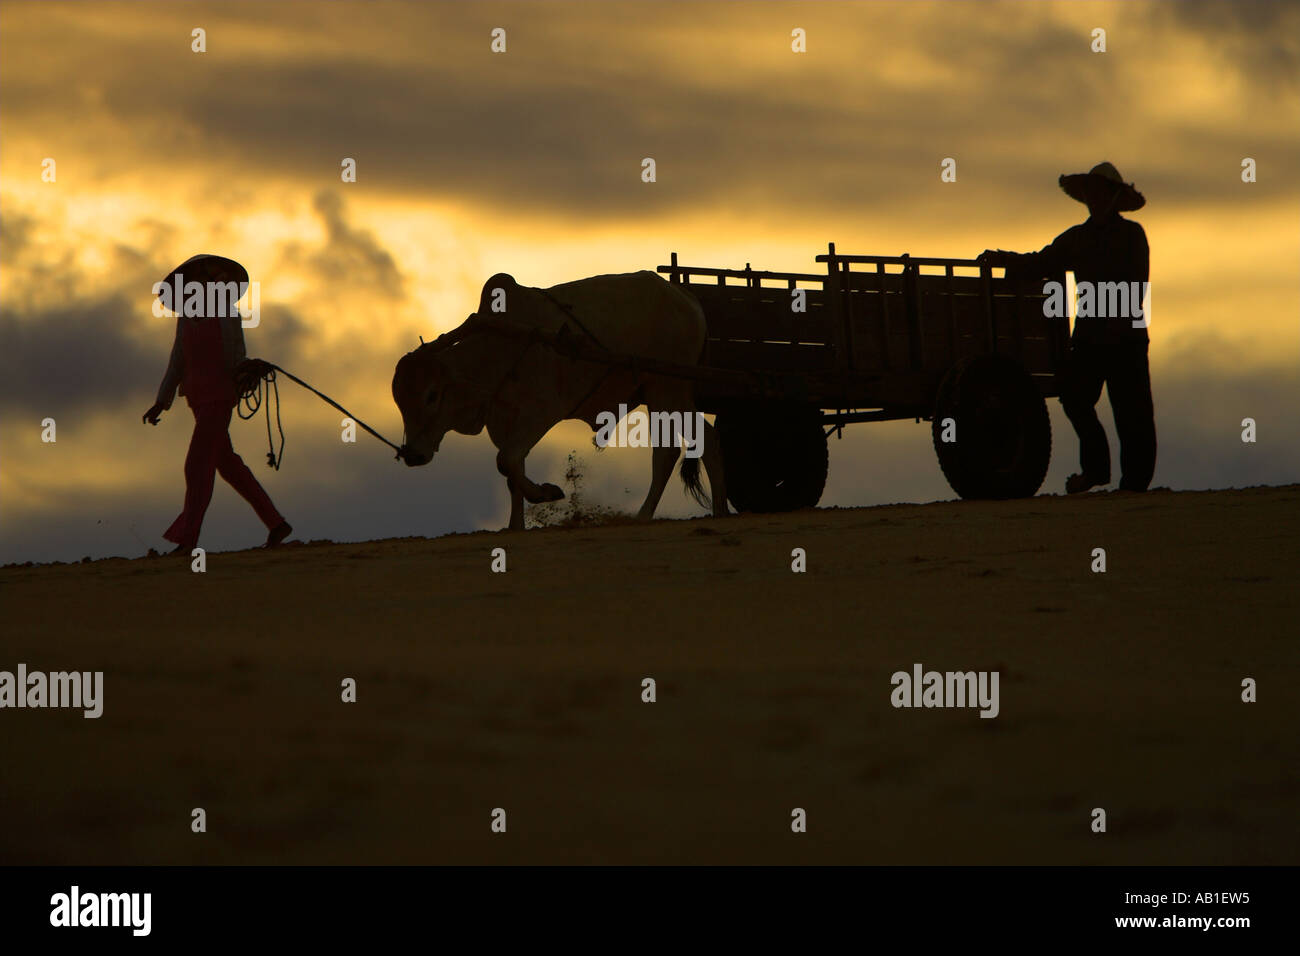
[2,485,1297,864]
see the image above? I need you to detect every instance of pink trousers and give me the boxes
[163,401,283,548]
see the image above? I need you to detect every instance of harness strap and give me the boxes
[538,288,607,350]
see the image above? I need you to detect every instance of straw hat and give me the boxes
[1059,162,1145,212]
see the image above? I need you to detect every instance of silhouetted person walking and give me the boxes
[142,255,291,553]
[983,162,1155,493]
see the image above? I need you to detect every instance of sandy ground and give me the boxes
[2,485,1297,865]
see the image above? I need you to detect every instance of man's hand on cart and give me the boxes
[977,249,1018,266]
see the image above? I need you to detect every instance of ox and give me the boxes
[392,270,727,530]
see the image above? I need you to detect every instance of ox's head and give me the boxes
[392,324,486,466]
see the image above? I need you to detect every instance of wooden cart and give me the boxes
[655,243,1069,511]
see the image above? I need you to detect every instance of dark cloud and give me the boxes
[0,179,397,423]
[0,295,161,420]
[3,1,1294,227]
[243,304,311,368]
[1152,0,1300,91]
[3,351,1296,565]
[0,296,310,420]
[0,425,508,565]
[278,191,405,301]
[1,208,35,258]
[814,362,1300,509]
[1152,367,1300,489]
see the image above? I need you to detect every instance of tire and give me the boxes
[932,354,1051,499]
[718,403,828,513]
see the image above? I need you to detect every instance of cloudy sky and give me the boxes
[1,0,1297,563]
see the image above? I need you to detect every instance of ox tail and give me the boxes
[680,456,712,510]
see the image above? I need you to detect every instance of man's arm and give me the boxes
[1134,222,1149,286]
[1007,226,1081,280]
[1131,221,1151,329]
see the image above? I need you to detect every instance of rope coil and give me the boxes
[237,366,285,469]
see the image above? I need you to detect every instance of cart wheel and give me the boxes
[718,403,828,513]
[932,354,1051,499]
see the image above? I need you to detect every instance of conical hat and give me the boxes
[159,254,249,289]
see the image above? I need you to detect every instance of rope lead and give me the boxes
[237,363,403,470]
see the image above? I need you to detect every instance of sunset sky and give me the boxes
[2,0,1297,563]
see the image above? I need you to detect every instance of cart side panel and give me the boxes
[910,274,1064,381]
[916,283,986,373]
[840,272,907,374]
[685,281,837,374]
[694,287,834,345]
[705,340,836,373]
[989,277,1065,381]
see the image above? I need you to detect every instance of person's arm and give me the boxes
[145,317,184,424]
[1135,222,1149,286]
[226,315,272,395]
[1007,226,1080,280]
[156,317,185,408]
[1132,222,1150,329]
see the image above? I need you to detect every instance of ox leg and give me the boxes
[497,448,564,531]
[699,419,728,517]
[637,440,682,520]
[505,474,526,531]
[637,384,683,521]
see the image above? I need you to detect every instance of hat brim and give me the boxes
[1059,172,1145,212]
[159,254,249,290]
